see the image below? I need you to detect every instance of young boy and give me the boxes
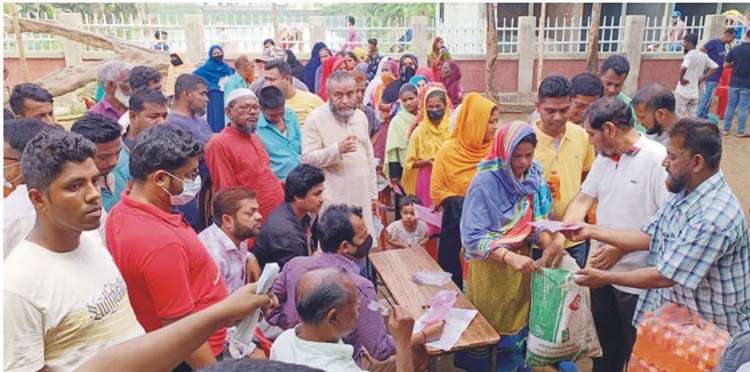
[385,195,429,250]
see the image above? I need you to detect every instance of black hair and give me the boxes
[317,204,363,253]
[669,118,722,170]
[174,73,206,98]
[129,87,168,113]
[199,359,324,372]
[518,133,538,147]
[399,83,419,97]
[154,30,167,40]
[684,33,699,47]
[129,65,162,91]
[263,38,275,47]
[746,28,750,39]
[368,38,377,46]
[425,90,447,106]
[346,16,355,26]
[259,86,285,110]
[632,83,675,113]
[724,28,737,36]
[599,54,630,77]
[264,59,292,78]
[295,269,351,326]
[129,124,203,182]
[21,131,96,192]
[3,118,58,154]
[571,72,604,98]
[345,51,358,62]
[70,114,122,144]
[4,108,15,121]
[583,97,634,129]
[538,75,572,101]
[9,83,54,116]
[284,164,325,202]
[319,47,332,56]
[398,195,423,210]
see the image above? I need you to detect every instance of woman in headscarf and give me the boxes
[317,55,343,101]
[458,121,559,372]
[402,86,451,206]
[363,57,390,109]
[407,82,454,139]
[373,60,399,121]
[381,54,418,105]
[428,37,452,81]
[314,47,332,95]
[440,60,464,106]
[430,92,499,288]
[343,51,360,71]
[408,75,429,91]
[193,44,234,132]
[385,83,420,218]
[415,66,436,82]
[303,42,327,92]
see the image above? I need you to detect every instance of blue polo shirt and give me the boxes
[704,39,727,82]
[255,107,301,181]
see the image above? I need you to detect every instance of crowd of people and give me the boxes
[3,17,750,372]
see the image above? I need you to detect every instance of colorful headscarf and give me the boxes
[303,42,327,92]
[415,66,436,82]
[382,54,418,104]
[460,121,552,260]
[430,93,496,207]
[364,57,391,108]
[441,60,464,105]
[409,75,429,87]
[318,55,343,101]
[407,82,455,139]
[352,47,367,62]
[193,45,234,90]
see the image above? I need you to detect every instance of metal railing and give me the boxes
[204,13,309,54]
[3,11,63,52]
[325,16,412,54]
[533,16,624,54]
[643,15,705,53]
[82,13,187,52]
[496,17,518,54]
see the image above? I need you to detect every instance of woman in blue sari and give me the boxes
[303,42,327,92]
[193,44,233,132]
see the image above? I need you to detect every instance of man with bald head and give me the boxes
[270,267,419,372]
[204,88,284,222]
[632,84,679,146]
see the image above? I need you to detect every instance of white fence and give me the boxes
[642,15,705,53]
[3,12,63,52]
[325,16,412,54]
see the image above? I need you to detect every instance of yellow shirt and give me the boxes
[532,120,596,246]
[288,90,325,128]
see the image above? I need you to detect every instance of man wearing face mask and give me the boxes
[89,61,132,122]
[268,205,444,370]
[302,71,380,248]
[204,88,284,224]
[107,124,228,371]
[255,85,302,182]
[633,83,680,147]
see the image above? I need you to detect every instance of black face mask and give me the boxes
[401,66,416,81]
[170,56,183,67]
[212,55,223,62]
[427,108,445,122]
[349,235,373,259]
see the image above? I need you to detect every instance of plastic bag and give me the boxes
[419,290,458,327]
[628,302,730,372]
[527,256,602,367]
[410,271,453,286]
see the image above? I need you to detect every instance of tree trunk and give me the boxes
[586,3,602,74]
[485,3,498,103]
[4,14,169,100]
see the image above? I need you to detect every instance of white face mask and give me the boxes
[115,87,131,108]
[161,172,201,206]
[4,162,22,188]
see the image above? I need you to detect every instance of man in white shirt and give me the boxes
[4,130,144,371]
[199,186,263,294]
[270,267,417,372]
[632,83,680,146]
[675,33,719,118]
[556,97,669,372]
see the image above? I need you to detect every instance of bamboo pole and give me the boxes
[586,3,602,74]
[12,4,31,82]
[536,2,546,89]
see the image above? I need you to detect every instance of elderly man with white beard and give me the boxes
[89,61,132,122]
[301,71,380,249]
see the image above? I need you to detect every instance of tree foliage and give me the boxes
[320,3,434,22]
[3,3,140,19]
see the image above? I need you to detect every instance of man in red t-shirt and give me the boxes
[107,124,228,371]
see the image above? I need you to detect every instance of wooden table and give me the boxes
[369,247,500,368]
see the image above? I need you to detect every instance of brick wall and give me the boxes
[3,56,682,98]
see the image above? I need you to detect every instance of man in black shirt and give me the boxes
[253,164,325,268]
[722,28,750,138]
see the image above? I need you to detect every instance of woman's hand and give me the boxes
[505,252,538,275]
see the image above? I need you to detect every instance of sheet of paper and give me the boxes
[530,220,581,233]
[392,184,404,196]
[413,204,443,228]
[413,308,478,351]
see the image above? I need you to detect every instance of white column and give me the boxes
[184,15,205,65]
[517,16,536,98]
[621,15,646,97]
[59,13,83,67]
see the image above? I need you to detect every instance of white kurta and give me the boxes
[302,105,378,246]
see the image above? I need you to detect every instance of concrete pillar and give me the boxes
[309,16,325,49]
[59,13,83,66]
[411,16,428,69]
[621,15,646,97]
[184,15,205,66]
[517,16,536,98]
[701,15,727,46]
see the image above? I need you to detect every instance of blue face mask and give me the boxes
[162,172,201,206]
[427,108,445,122]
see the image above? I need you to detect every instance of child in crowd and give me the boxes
[385,195,429,249]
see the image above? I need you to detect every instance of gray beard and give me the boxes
[329,101,354,122]
[235,123,256,134]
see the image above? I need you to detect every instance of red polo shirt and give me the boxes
[106,190,228,356]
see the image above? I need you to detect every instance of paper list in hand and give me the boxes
[413,204,443,228]
[413,308,478,351]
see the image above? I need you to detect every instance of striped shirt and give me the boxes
[635,171,750,335]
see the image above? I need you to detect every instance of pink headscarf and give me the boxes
[440,60,463,106]
[416,66,435,82]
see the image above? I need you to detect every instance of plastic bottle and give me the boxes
[548,169,561,202]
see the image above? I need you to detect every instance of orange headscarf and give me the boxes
[430,92,497,207]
